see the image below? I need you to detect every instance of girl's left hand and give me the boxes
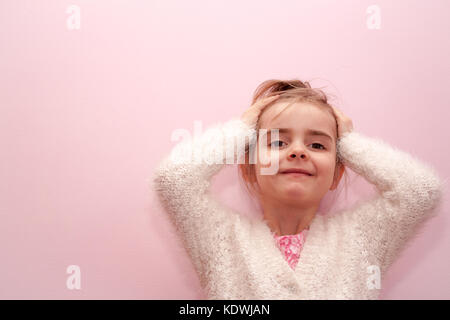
[330,106,354,138]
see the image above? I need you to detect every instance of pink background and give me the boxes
[1,0,449,299]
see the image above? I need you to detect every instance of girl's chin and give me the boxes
[279,187,309,198]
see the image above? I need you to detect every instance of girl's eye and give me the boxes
[311,143,325,150]
[268,141,326,150]
[269,140,286,148]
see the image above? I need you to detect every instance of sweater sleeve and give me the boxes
[151,118,257,284]
[334,130,446,274]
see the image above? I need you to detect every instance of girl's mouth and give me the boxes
[281,172,312,177]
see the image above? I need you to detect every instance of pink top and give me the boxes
[272,229,309,270]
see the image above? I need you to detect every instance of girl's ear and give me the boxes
[330,163,345,190]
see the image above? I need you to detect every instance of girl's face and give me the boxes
[254,101,340,206]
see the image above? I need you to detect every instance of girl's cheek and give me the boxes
[261,154,282,175]
[256,147,281,167]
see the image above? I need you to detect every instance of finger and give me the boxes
[331,105,343,116]
[331,106,347,120]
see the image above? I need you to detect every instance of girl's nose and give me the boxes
[289,146,308,160]
[289,153,306,159]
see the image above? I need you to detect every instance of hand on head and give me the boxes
[241,95,281,127]
[329,106,354,138]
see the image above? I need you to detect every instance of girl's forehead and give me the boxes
[260,101,336,136]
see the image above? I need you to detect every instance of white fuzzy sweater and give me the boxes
[151,118,444,300]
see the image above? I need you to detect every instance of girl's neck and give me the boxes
[261,197,318,236]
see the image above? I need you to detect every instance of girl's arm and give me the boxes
[334,130,446,274]
[151,117,257,278]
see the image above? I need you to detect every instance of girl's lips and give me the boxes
[281,172,312,177]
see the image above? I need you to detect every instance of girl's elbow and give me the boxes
[398,173,445,213]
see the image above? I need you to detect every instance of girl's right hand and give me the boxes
[240,95,281,127]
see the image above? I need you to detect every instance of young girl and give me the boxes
[152,79,444,300]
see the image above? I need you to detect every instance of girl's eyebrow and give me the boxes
[268,127,334,142]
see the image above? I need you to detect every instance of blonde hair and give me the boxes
[238,79,349,212]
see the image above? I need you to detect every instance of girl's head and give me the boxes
[238,79,347,210]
